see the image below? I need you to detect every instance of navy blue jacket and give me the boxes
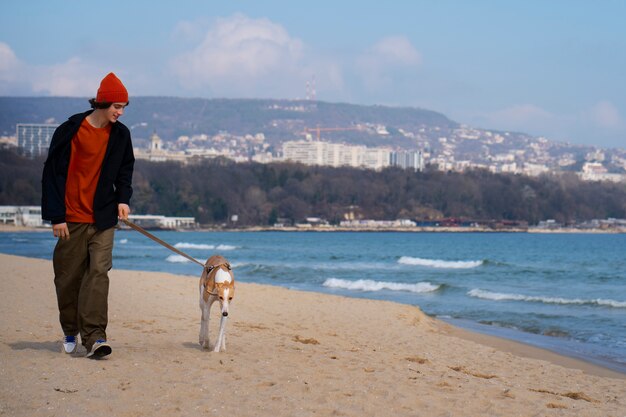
[41,110,135,230]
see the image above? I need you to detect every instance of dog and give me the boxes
[199,255,235,352]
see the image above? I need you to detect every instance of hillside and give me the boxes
[2,96,624,175]
[0,97,455,148]
[2,149,625,226]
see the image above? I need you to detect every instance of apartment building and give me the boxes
[16,123,58,158]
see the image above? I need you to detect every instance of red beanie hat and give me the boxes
[96,72,128,103]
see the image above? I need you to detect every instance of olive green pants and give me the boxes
[53,223,114,350]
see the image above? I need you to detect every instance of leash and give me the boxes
[120,218,206,269]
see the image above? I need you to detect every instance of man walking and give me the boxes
[42,72,135,358]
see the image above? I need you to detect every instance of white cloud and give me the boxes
[370,36,421,66]
[0,42,117,97]
[171,14,305,94]
[0,42,21,76]
[589,101,623,129]
[0,42,26,93]
[30,58,103,97]
[356,36,421,91]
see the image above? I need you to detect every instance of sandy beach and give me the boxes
[0,253,624,417]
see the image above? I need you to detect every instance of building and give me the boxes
[0,206,44,227]
[579,162,626,182]
[282,140,392,170]
[282,140,326,166]
[16,123,58,158]
[134,131,188,163]
[390,150,424,172]
[125,214,196,229]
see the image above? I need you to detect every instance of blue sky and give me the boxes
[1,1,625,148]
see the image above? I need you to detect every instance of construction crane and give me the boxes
[304,126,362,141]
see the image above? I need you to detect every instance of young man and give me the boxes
[41,72,135,359]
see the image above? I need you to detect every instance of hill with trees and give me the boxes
[2,149,624,227]
[0,97,455,149]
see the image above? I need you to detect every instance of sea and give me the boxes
[1,230,624,373]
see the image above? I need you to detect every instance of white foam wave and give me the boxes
[216,244,238,251]
[174,242,238,250]
[119,238,128,244]
[165,254,204,264]
[468,289,626,308]
[323,278,440,294]
[175,242,214,249]
[398,256,483,269]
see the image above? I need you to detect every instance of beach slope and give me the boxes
[0,253,624,417]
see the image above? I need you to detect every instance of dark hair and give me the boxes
[88,98,130,109]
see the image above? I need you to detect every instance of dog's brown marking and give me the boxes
[200,255,235,303]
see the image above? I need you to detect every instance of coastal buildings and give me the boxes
[282,140,425,171]
[0,206,43,227]
[282,140,394,170]
[8,116,625,182]
[0,206,197,230]
[124,214,196,229]
[16,123,57,158]
[578,162,624,182]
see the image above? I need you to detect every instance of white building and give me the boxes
[0,206,44,227]
[126,214,196,229]
[522,163,550,177]
[283,140,326,166]
[390,150,424,172]
[282,140,392,170]
[17,123,58,158]
[579,162,626,182]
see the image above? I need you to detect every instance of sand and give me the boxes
[0,253,624,417]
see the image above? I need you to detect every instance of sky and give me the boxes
[1,1,625,149]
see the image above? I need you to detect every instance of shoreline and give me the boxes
[441,318,625,378]
[2,224,625,234]
[1,227,624,375]
[0,253,622,376]
[1,253,624,416]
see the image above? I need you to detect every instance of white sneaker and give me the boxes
[86,339,112,359]
[62,335,77,354]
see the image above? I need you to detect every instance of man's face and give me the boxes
[106,102,127,123]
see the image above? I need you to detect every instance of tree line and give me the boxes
[1,149,625,226]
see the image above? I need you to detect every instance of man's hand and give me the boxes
[118,203,130,220]
[53,223,69,240]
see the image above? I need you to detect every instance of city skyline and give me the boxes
[1,1,625,149]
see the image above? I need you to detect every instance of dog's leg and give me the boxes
[214,316,227,352]
[199,303,208,348]
[199,295,205,346]
[199,298,212,349]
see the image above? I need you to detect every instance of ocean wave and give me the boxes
[174,242,239,250]
[216,244,238,251]
[165,254,204,264]
[468,289,626,308]
[119,238,128,244]
[398,256,483,269]
[323,278,440,294]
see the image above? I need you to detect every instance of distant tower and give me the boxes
[150,131,163,152]
[305,75,317,101]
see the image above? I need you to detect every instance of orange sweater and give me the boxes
[65,119,111,223]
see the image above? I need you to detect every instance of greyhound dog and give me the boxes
[199,255,235,352]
